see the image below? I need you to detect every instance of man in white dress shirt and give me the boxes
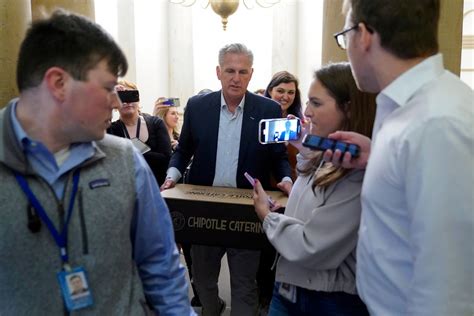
[328,0,473,315]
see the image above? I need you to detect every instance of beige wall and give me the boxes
[0,0,31,108]
[321,0,347,65]
[0,0,95,108]
[31,0,94,21]
[320,0,464,76]
[439,0,463,76]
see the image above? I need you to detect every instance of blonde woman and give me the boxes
[154,98,180,151]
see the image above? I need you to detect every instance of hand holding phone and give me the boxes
[244,172,275,208]
[302,134,360,158]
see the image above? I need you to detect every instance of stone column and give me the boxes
[31,0,95,21]
[439,0,463,76]
[0,0,31,108]
[321,0,347,65]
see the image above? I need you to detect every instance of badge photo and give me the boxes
[57,267,94,311]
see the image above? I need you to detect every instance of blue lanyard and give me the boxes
[14,169,81,264]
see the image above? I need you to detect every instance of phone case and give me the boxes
[258,118,301,144]
[302,134,360,157]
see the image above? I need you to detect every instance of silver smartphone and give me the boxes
[258,118,301,144]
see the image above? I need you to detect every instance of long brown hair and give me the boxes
[299,63,376,189]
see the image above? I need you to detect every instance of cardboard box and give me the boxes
[161,184,287,249]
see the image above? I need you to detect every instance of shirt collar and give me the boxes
[10,100,30,150]
[378,53,444,108]
[10,99,96,157]
[220,92,245,111]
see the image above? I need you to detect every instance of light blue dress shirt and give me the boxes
[212,94,244,187]
[10,101,195,316]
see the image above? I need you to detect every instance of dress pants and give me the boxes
[192,245,260,316]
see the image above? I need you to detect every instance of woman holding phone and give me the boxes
[154,98,180,151]
[107,80,171,185]
[253,63,376,315]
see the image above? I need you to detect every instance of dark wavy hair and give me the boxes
[264,71,303,119]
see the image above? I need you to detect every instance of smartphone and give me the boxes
[259,118,301,144]
[302,134,360,157]
[244,172,256,187]
[161,98,180,107]
[117,90,139,103]
[244,172,275,208]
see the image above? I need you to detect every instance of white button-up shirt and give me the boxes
[357,54,474,315]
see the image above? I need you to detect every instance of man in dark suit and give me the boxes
[278,119,297,141]
[162,43,292,316]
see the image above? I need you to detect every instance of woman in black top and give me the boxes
[107,80,171,185]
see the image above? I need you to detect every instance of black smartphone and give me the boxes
[117,90,140,103]
[259,118,301,144]
[302,134,360,157]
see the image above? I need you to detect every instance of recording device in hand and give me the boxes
[244,172,275,208]
[161,98,180,107]
[117,90,139,103]
[302,134,360,157]
[259,118,301,144]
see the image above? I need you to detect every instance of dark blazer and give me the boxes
[279,130,298,141]
[107,113,172,185]
[169,91,291,189]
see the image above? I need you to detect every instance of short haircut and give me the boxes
[218,43,254,66]
[344,0,440,59]
[264,71,303,119]
[69,274,81,282]
[17,10,128,92]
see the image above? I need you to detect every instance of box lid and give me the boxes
[161,184,287,207]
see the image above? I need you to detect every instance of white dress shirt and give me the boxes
[357,54,474,315]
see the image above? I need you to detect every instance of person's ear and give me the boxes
[358,22,374,52]
[216,65,222,80]
[44,67,69,102]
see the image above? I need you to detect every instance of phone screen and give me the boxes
[259,118,301,144]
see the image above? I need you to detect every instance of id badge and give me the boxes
[278,282,297,303]
[57,267,94,311]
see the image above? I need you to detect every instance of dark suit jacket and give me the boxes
[169,91,291,189]
[279,130,297,141]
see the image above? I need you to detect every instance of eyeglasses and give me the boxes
[333,25,358,50]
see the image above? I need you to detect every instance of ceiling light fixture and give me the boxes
[170,0,281,31]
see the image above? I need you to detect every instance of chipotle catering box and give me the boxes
[161,184,287,250]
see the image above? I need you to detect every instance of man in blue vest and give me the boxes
[0,10,195,316]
